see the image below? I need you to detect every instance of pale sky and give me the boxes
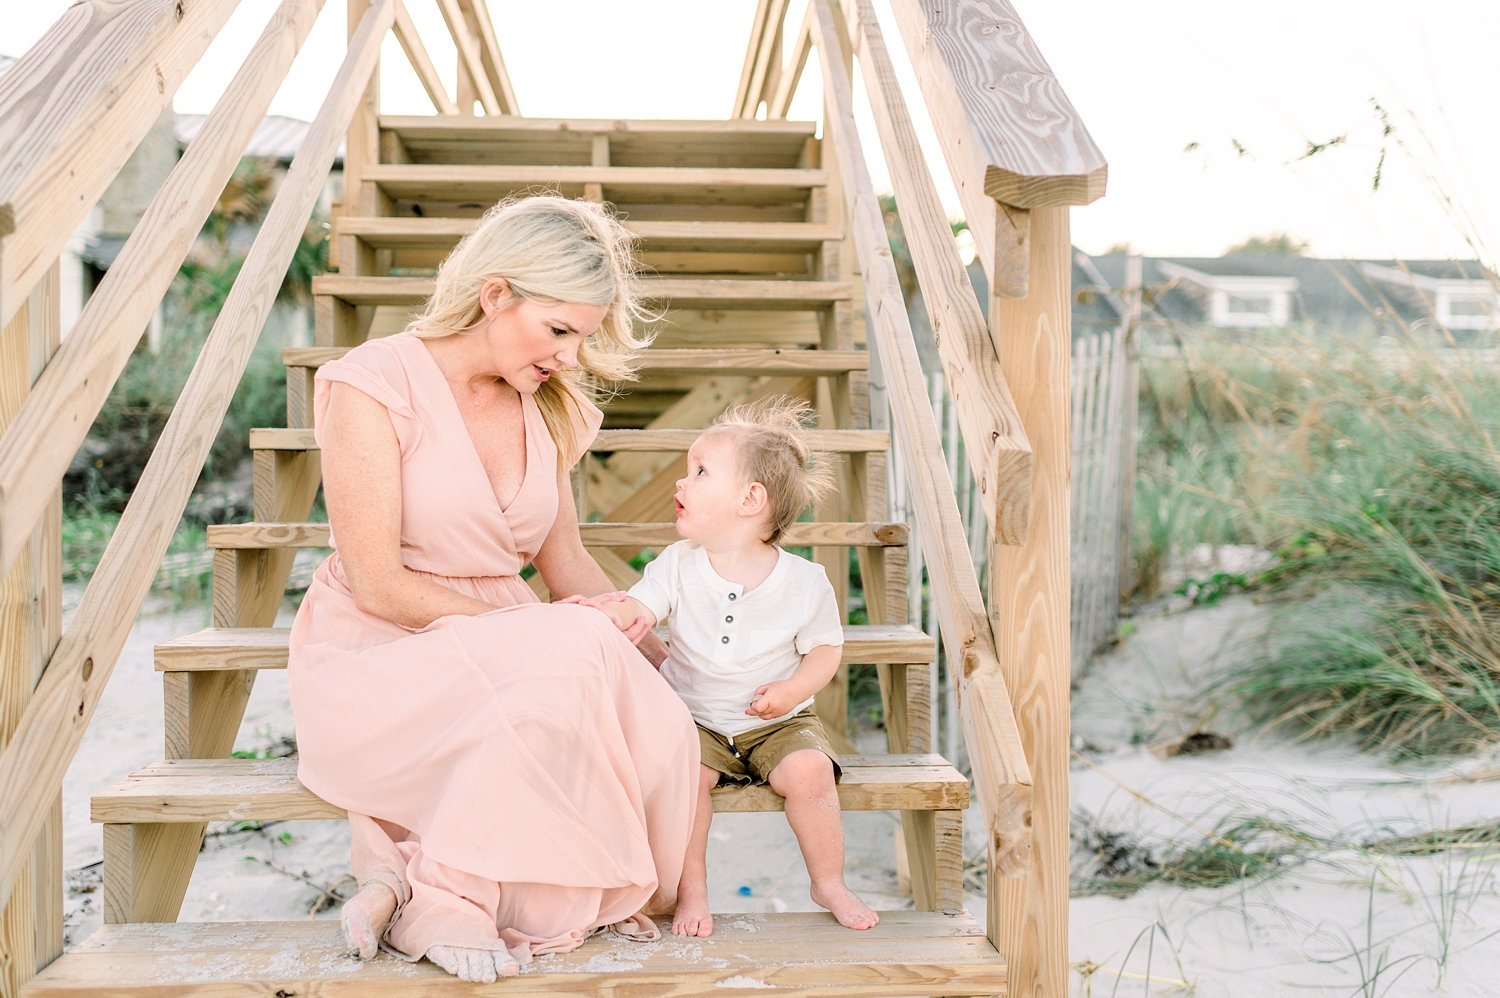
[5,0,1496,264]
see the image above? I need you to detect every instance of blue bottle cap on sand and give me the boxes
[737,885,752,896]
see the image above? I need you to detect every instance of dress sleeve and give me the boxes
[565,390,605,469]
[312,339,422,458]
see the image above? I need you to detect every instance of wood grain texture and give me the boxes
[886,0,1105,209]
[985,206,1072,997]
[0,0,395,920]
[152,623,935,673]
[391,0,457,114]
[849,0,1032,545]
[454,0,517,114]
[26,912,1004,996]
[434,0,498,113]
[91,754,967,823]
[0,0,236,329]
[0,0,325,582]
[809,0,1033,876]
[314,275,854,309]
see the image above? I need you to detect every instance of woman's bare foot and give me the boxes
[427,944,519,983]
[810,881,879,930]
[341,882,397,959]
[671,883,713,937]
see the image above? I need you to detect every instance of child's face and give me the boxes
[674,430,753,542]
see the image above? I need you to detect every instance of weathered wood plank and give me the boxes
[886,0,1105,286]
[0,0,236,329]
[284,346,867,376]
[202,519,907,551]
[985,205,1073,997]
[390,0,457,114]
[333,217,840,252]
[153,623,935,673]
[91,755,967,823]
[26,912,1005,996]
[363,163,827,201]
[248,425,889,453]
[313,275,854,309]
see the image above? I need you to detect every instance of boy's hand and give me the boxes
[566,592,654,642]
[746,681,805,721]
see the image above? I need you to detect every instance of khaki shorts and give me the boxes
[698,709,842,786]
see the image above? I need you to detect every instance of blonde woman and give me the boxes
[287,196,697,982]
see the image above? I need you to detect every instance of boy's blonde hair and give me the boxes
[406,194,656,459]
[707,396,835,545]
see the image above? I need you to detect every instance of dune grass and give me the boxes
[1135,327,1500,755]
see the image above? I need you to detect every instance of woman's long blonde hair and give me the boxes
[406,194,655,459]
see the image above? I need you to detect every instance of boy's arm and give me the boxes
[745,643,842,721]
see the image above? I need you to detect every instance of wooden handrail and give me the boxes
[456,0,519,115]
[436,0,500,114]
[733,0,793,118]
[766,2,814,120]
[886,0,1106,292]
[0,0,237,330]
[845,0,1032,546]
[808,0,1033,876]
[0,0,396,916]
[392,0,459,114]
[0,0,327,585]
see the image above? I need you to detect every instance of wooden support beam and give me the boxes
[455,0,519,114]
[435,0,499,114]
[985,206,1072,997]
[767,2,815,119]
[391,0,458,115]
[0,0,237,330]
[0,0,327,583]
[0,266,62,992]
[0,0,395,918]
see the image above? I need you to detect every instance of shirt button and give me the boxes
[725,615,734,623]
[728,593,737,600]
[721,635,730,644]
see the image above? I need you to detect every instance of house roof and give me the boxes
[175,113,343,164]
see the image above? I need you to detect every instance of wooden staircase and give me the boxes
[32,114,1003,995]
[3,0,1102,993]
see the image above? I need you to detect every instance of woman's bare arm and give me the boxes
[321,382,495,628]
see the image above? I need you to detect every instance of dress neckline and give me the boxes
[405,333,535,515]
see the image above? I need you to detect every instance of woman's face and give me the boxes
[480,279,608,393]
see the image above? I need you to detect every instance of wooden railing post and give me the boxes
[0,265,62,993]
[985,206,1072,997]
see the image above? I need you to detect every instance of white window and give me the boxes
[1437,288,1498,330]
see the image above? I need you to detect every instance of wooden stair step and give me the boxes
[205,520,909,550]
[333,217,841,252]
[155,623,936,673]
[283,345,868,376]
[363,164,825,206]
[24,911,1004,996]
[250,426,889,454]
[311,275,853,310]
[92,754,969,822]
[378,115,819,170]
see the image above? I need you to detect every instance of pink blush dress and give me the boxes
[285,333,697,966]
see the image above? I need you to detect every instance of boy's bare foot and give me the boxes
[672,884,714,937]
[810,882,880,930]
[341,882,397,959]
[427,944,519,982]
